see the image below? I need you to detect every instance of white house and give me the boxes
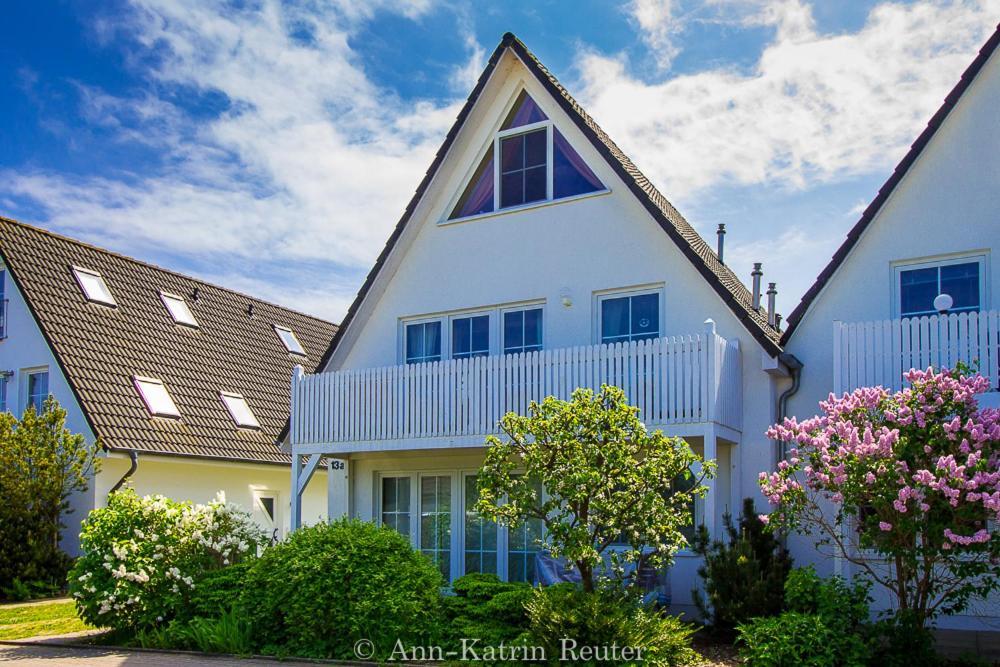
[0,216,337,554]
[286,33,795,617]
[781,23,1000,631]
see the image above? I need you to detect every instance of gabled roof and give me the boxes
[782,23,1000,344]
[314,32,782,374]
[0,216,338,464]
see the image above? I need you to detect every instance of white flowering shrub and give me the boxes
[69,489,264,630]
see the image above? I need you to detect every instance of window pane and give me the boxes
[450,146,495,219]
[452,318,470,357]
[28,372,49,413]
[504,311,523,352]
[421,476,451,580]
[940,262,980,312]
[500,90,548,130]
[500,135,524,172]
[631,293,659,339]
[500,171,523,208]
[601,296,630,343]
[425,322,441,359]
[407,322,441,364]
[508,476,543,583]
[382,477,411,537]
[524,308,543,349]
[900,267,937,317]
[524,166,547,203]
[470,315,489,354]
[453,316,488,360]
[406,323,424,362]
[524,129,546,167]
[464,476,497,575]
[553,128,603,199]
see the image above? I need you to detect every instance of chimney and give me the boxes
[751,263,763,310]
[775,313,783,332]
[767,282,777,327]
[716,224,726,264]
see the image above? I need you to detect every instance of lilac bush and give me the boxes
[761,367,999,627]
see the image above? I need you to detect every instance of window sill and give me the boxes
[439,189,611,227]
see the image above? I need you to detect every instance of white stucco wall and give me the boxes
[783,48,1000,629]
[0,264,328,555]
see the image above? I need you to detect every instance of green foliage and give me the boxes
[68,489,263,630]
[869,612,942,667]
[736,567,872,667]
[1,577,62,602]
[239,518,444,660]
[477,385,714,591]
[185,561,253,620]
[692,498,792,632]
[0,398,100,597]
[441,573,533,649]
[525,584,698,666]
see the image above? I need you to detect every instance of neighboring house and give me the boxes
[0,216,338,554]
[286,33,795,616]
[782,24,1000,630]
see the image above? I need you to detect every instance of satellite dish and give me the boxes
[933,293,954,314]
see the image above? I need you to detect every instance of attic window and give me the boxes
[220,392,261,429]
[72,267,117,306]
[274,325,306,356]
[133,376,181,418]
[160,292,199,328]
[449,91,605,220]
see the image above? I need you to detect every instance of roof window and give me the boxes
[274,325,306,356]
[160,291,199,328]
[133,376,181,418]
[220,392,261,429]
[72,266,117,306]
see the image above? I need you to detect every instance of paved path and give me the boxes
[0,642,361,666]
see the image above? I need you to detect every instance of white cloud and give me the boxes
[578,0,1000,200]
[3,0,461,320]
[629,0,683,69]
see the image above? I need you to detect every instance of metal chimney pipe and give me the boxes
[751,263,763,310]
[767,282,777,326]
[775,313,782,332]
[716,224,726,264]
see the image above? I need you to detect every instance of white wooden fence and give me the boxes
[833,310,1000,394]
[290,321,741,451]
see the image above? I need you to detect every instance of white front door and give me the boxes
[253,490,281,544]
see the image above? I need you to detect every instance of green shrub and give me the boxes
[0,399,100,597]
[68,489,263,631]
[240,518,444,660]
[442,573,533,649]
[736,567,872,667]
[185,561,253,621]
[525,584,697,666]
[692,498,792,632]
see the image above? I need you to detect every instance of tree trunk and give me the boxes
[578,561,594,593]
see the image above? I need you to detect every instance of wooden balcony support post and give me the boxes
[703,424,718,540]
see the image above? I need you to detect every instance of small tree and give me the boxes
[476,385,714,592]
[0,397,101,593]
[692,498,792,632]
[761,367,999,628]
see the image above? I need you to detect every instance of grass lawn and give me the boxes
[0,599,91,640]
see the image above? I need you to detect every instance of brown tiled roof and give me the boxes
[782,23,1000,344]
[313,32,782,379]
[0,216,338,464]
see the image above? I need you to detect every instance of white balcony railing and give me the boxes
[290,320,741,453]
[833,310,1000,394]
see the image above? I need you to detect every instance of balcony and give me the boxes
[289,320,742,456]
[833,310,1000,404]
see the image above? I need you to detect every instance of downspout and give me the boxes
[775,353,803,467]
[109,450,139,496]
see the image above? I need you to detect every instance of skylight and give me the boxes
[72,266,117,306]
[160,291,199,328]
[220,392,261,429]
[274,325,306,356]
[133,376,181,418]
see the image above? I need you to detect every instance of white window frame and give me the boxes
[21,367,49,415]
[500,304,545,355]
[160,291,199,328]
[0,372,9,413]
[71,266,117,307]
[133,375,181,419]
[892,252,989,319]
[593,285,665,345]
[219,391,261,429]
[441,85,610,226]
[399,301,544,364]
[274,325,307,356]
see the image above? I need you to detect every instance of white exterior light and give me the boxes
[933,293,954,314]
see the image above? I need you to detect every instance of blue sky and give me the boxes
[1,0,998,322]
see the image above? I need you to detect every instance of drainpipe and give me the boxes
[109,450,139,496]
[775,353,803,468]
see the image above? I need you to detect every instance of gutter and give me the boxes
[108,450,139,496]
[775,353,803,468]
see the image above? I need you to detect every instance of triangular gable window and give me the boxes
[448,91,604,221]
